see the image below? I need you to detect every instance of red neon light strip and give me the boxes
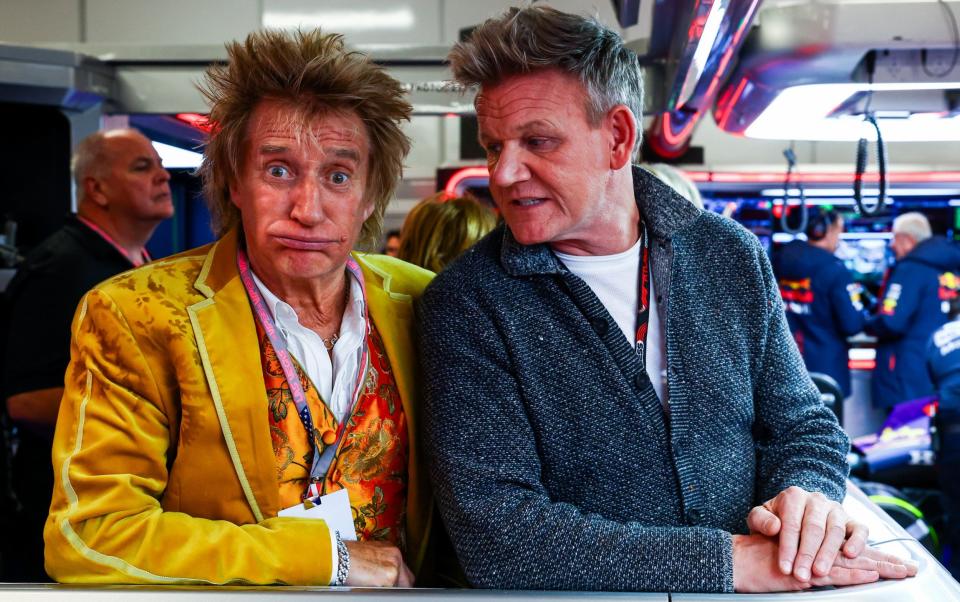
[716,77,749,131]
[661,111,700,148]
[445,167,960,193]
[686,171,960,184]
[444,166,490,197]
[175,113,213,133]
[446,167,960,191]
[703,45,735,104]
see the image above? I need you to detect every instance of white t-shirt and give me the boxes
[555,239,668,406]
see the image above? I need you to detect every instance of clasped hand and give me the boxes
[343,540,414,587]
[733,486,917,592]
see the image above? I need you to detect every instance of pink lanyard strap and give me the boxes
[237,248,369,486]
[76,216,151,266]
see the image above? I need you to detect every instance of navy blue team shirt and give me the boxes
[928,319,960,409]
[868,236,960,408]
[773,239,867,396]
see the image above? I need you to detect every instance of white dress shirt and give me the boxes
[251,270,367,422]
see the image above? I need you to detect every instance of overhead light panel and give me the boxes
[153,141,202,170]
[745,82,960,141]
[263,8,415,31]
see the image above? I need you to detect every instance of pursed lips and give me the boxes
[273,235,338,251]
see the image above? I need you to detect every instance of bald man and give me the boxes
[1,128,172,581]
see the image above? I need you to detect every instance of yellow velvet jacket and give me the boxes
[44,228,434,585]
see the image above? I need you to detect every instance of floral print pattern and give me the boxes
[257,317,408,547]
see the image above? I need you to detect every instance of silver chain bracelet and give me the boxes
[334,531,350,586]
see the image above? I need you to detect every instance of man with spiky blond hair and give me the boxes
[45,29,434,587]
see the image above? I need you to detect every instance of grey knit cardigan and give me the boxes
[417,167,850,593]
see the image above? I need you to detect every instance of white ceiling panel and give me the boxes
[85,0,260,44]
[263,0,443,45]
[0,0,81,44]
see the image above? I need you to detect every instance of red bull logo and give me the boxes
[939,271,960,300]
[779,278,812,314]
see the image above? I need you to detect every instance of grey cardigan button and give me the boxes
[634,372,647,389]
[591,318,609,336]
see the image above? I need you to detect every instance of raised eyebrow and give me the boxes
[258,144,289,156]
[330,148,361,163]
[256,144,361,163]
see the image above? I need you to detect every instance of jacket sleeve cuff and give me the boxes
[328,527,340,585]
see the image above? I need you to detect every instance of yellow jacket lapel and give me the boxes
[357,255,431,574]
[187,230,280,521]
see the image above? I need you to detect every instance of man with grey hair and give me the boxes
[891,211,933,259]
[868,212,960,408]
[418,5,914,594]
[1,128,172,581]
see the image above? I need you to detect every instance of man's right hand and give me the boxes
[732,534,917,592]
[343,541,414,587]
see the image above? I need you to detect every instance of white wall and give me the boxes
[0,0,82,44]
[0,0,622,46]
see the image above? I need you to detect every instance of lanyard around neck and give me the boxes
[634,221,651,366]
[77,215,150,266]
[237,247,368,489]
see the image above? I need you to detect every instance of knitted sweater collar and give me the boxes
[500,165,702,277]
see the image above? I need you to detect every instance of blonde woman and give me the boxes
[398,193,497,273]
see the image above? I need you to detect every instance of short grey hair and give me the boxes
[448,5,644,160]
[892,212,932,243]
[71,130,114,200]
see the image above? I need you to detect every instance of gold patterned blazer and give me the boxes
[43,228,434,585]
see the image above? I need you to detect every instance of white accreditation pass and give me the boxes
[279,488,358,540]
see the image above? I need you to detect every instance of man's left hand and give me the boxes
[747,486,868,582]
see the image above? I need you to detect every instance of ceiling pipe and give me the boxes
[645,0,763,158]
